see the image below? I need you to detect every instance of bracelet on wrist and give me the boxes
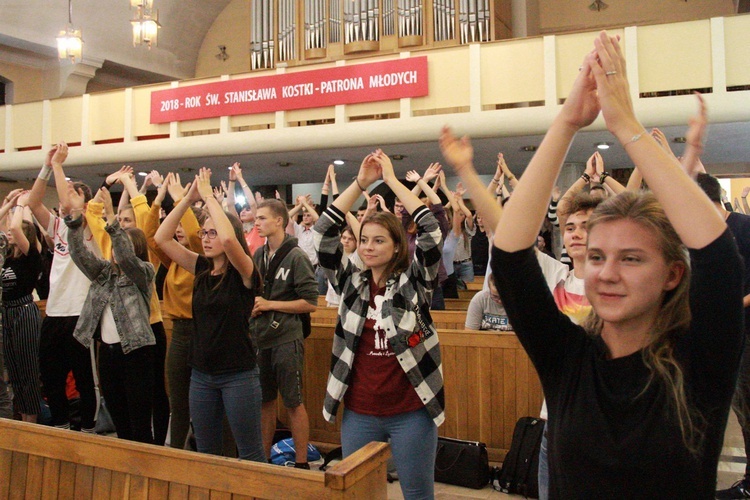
[581,173,591,183]
[599,171,610,182]
[492,178,500,183]
[38,164,52,181]
[353,177,366,192]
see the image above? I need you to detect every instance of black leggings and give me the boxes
[151,322,170,446]
[99,342,154,444]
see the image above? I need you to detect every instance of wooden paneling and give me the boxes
[303,324,543,462]
[0,419,390,500]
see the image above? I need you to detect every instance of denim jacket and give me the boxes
[66,216,155,354]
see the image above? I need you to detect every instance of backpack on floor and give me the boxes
[318,446,343,471]
[269,438,321,466]
[493,416,546,498]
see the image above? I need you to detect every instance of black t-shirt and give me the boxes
[191,256,257,374]
[471,228,489,275]
[2,246,42,302]
[727,211,750,333]
[491,230,744,499]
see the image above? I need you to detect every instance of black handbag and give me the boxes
[434,437,490,489]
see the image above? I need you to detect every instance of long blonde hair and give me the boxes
[582,191,701,453]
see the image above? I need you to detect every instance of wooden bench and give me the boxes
[444,298,471,310]
[286,323,543,463]
[0,419,390,499]
[458,289,478,301]
[312,307,468,330]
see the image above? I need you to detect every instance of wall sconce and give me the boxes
[131,0,161,48]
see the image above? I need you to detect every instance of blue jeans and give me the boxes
[538,423,549,500]
[342,408,437,500]
[315,265,328,295]
[190,368,265,462]
[453,261,474,287]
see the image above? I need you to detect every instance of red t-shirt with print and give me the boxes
[344,281,424,416]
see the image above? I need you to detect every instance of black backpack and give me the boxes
[255,244,312,339]
[493,416,546,498]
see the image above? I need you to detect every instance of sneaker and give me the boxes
[717,478,750,499]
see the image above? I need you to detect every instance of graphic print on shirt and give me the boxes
[481,313,512,331]
[366,294,392,357]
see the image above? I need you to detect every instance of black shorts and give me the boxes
[258,339,304,408]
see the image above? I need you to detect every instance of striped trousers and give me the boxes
[3,295,42,415]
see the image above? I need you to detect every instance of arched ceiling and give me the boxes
[0,0,232,83]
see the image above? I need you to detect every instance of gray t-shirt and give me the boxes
[465,289,512,331]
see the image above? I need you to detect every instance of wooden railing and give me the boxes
[0,419,390,499]
[35,299,542,462]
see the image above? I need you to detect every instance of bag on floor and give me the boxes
[434,437,490,489]
[318,446,343,471]
[93,397,116,434]
[270,438,321,466]
[493,416,545,498]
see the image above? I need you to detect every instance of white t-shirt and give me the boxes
[294,222,318,265]
[45,216,96,317]
[536,252,591,420]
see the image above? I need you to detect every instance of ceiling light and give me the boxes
[521,145,537,152]
[333,160,345,165]
[279,162,291,167]
[673,137,687,144]
[596,142,611,150]
[57,0,83,63]
[131,0,161,49]
[392,155,406,161]
[138,172,148,176]
[589,0,608,12]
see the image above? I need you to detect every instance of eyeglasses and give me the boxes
[198,229,218,240]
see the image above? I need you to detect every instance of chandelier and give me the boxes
[131,0,161,48]
[57,0,83,63]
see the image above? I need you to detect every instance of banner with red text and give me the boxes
[150,57,428,124]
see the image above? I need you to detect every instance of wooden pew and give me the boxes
[458,288,479,301]
[444,298,471,310]
[312,306,468,330]
[0,419,390,499]
[286,323,543,463]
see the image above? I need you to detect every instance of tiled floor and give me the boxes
[385,414,748,499]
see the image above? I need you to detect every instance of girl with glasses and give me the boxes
[155,168,264,461]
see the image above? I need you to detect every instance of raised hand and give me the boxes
[651,128,678,160]
[558,49,600,131]
[229,163,238,182]
[685,93,708,153]
[16,191,31,207]
[50,142,69,166]
[44,144,59,167]
[328,163,336,182]
[590,31,642,141]
[150,170,164,187]
[376,194,390,213]
[742,186,750,199]
[196,168,213,201]
[106,165,132,186]
[66,183,86,213]
[100,188,115,223]
[213,186,225,204]
[585,152,597,178]
[552,185,562,202]
[405,170,421,183]
[439,127,474,173]
[456,182,466,198]
[356,152,382,188]
[167,173,189,202]
[155,172,173,204]
[423,162,442,183]
[373,151,396,184]
[3,189,24,207]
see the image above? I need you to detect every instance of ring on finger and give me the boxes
[606,70,617,76]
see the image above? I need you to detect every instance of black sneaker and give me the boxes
[717,478,750,499]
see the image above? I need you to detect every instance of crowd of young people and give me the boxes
[0,30,748,499]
